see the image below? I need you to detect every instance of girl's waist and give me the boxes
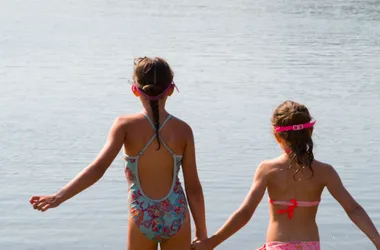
[266,221,319,242]
[128,185,187,204]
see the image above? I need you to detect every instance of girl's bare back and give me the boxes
[265,155,332,242]
[123,112,190,201]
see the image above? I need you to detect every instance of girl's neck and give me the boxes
[141,106,169,118]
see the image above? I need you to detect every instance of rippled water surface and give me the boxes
[1,0,380,249]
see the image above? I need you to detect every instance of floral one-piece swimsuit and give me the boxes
[123,113,188,242]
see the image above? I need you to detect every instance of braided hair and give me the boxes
[133,57,174,150]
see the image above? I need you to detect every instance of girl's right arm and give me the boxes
[30,117,127,212]
[182,125,208,241]
[326,165,380,248]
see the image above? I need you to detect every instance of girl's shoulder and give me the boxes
[256,157,335,179]
[112,113,142,128]
[312,159,337,184]
[115,113,194,138]
[310,159,335,177]
[171,116,194,141]
[163,114,193,133]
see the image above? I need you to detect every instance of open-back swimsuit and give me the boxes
[123,113,188,242]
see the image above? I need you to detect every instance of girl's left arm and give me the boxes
[30,117,127,212]
[326,165,380,248]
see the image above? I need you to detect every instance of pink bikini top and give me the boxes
[269,198,320,220]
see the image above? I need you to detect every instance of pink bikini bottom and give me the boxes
[257,241,320,250]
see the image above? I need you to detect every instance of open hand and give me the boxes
[191,238,214,250]
[29,194,61,212]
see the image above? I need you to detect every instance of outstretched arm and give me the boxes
[30,117,126,212]
[182,125,207,241]
[326,166,380,248]
[198,161,268,249]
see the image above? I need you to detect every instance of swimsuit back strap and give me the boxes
[269,199,320,207]
[297,200,320,206]
[141,112,172,131]
[269,198,320,220]
[137,135,157,156]
[159,115,176,155]
[159,135,175,155]
[159,115,172,131]
[141,112,155,129]
[137,113,173,156]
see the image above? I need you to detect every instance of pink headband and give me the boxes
[132,82,179,101]
[274,120,316,133]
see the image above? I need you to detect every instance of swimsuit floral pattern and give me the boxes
[125,156,188,242]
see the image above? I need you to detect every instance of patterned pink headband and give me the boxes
[274,120,316,133]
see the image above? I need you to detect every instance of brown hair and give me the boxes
[272,100,314,179]
[133,57,174,150]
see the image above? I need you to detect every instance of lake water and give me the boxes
[1,0,380,249]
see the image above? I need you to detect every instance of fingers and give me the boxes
[32,198,43,209]
[190,242,199,250]
[29,196,40,204]
[35,199,48,211]
[30,196,58,212]
[41,203,51,212]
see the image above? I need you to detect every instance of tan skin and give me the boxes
[192,131,380,250]
[30,86,207,250]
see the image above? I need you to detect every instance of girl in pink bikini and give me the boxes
[192,100,380,250]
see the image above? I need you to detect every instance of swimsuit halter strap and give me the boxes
[141,112,172,132]
[138,113,174,156]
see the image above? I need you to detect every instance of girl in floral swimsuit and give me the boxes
[192,100,380,250]
[30,57,208,250]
